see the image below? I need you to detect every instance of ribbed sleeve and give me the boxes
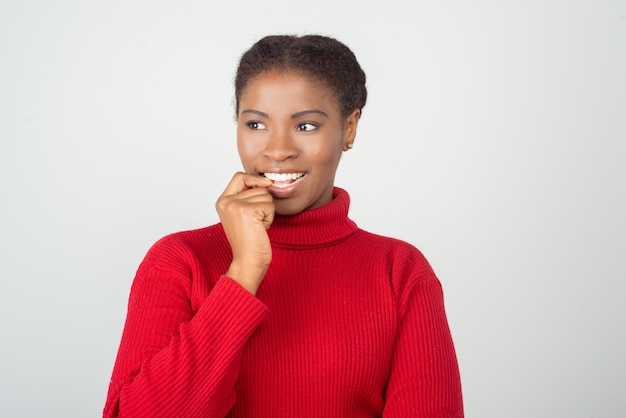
[383,275,464,417]
[104,271,267,418]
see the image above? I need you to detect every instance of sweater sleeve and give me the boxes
[383,253,464,418]
[103,265,268,418]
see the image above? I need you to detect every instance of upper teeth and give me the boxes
[263,172,305,182]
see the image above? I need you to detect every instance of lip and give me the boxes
[259,170,308,199]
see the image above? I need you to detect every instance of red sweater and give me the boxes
[104,188,463,417]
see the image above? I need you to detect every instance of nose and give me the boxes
[263,128,299,162]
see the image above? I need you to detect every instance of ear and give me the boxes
[342,108,361,151]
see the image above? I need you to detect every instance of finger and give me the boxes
[216,188,272,215]
[217,188,272,212]
[262,208,275,229]
[238,194,274,205]
[221,172,272,197]
[230,187,273,202]
[250,202,275,229]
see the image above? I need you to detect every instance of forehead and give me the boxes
[239,70,340,114]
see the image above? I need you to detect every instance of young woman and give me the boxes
[104,35,463,417]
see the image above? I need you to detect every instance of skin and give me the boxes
[215,70,360,294]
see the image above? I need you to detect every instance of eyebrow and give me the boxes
[240,109,329,119]
[241,109,269,118]
[291,110,328,119]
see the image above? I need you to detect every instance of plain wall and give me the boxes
[1,1,625,416]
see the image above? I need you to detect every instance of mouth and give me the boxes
[261,172,306,189]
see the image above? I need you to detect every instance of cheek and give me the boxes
[236,133,261,171]
[305,134,343,168]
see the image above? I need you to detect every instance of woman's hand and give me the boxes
[216,172,274,295]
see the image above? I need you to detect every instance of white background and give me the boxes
[1,1,625,417]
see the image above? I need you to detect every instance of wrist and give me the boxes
[225,260,268,295]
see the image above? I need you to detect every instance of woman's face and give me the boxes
[237,70,359,216]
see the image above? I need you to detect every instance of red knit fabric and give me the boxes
[104,188,463,417]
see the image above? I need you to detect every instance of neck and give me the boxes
[268,188,357,248]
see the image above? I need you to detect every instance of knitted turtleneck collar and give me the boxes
[267,187,358,248]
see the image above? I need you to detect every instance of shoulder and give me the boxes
[352,228,439,294]
[353,229,432,270]
[138,223,229,277]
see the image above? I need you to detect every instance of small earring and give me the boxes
[346,143,353,149]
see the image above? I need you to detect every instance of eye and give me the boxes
[296,122,318,132]
[246,121,266,130]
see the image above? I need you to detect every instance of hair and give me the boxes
[235,35,367,119]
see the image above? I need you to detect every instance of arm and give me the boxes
[103,266,267,418]
[383,258,464,417]
[104,172,274,417]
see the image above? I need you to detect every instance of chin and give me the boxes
[273,195,317,216]
[274,201,305,216]
[272,188,332,216]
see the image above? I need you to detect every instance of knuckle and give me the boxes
[233,171,246,182]
[216,195,233,211]
[238,204,249,215]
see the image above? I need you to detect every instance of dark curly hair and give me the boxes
[235,35,367,119]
